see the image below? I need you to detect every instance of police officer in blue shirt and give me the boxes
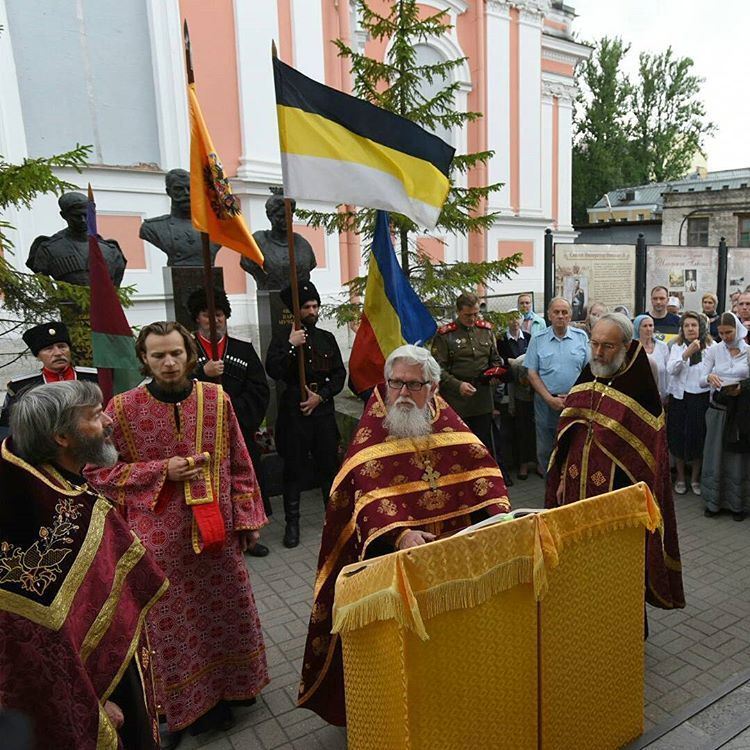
[525,297,589,476]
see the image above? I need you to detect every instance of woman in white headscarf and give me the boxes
[633,314,670,403]
[700,312,750,520]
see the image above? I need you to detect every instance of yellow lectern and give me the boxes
[333,482,660,750]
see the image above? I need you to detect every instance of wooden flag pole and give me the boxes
[184,20,219,362]
[284,198,307,396]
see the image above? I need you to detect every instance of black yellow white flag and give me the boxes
[273,57,454,230]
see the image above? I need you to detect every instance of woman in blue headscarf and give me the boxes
[633,314,670,403]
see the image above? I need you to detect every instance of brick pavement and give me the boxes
[188,474,750,749]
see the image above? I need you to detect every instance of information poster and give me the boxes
[726,248,750,311]
[554,244,636,320]
[646,246,718,314]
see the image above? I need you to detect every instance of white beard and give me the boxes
[590,347,627,379]
[383,397,432,438]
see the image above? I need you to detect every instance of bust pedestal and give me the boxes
[163,266,225,331]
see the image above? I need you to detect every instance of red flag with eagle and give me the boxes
[188,83,264,265]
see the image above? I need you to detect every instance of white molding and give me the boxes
[541,77,578,102]
[145,0,190,169]
[234,0,281,184]
[420,0,469,17]
[541,34,591,66]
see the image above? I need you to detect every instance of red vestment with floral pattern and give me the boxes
[85,382,269,731]
[298,385,511,725]
[0,440,168,750]
[545,341,685,610]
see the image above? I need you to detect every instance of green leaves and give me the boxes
[573,37,715,223]
[310,0,515,328]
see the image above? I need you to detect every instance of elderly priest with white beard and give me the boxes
[544,313,685,612]
[297,344,511,727]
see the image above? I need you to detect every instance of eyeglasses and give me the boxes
[387,379,429,392]
[589,341,620,352]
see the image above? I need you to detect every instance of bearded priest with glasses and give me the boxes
[544,313,684,612]
[298,344,511,727]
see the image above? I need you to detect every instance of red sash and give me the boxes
[183,382,226,553]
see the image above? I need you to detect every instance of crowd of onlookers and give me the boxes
[493,286,750,520]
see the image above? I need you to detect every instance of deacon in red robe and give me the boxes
[1,380,168,750]
[85,321,269,739]
[298,345,511,726]
[545,313,685,610]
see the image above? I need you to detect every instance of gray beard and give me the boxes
[383,398,433,438]
[590,347,627,379]
[73,432,119,468]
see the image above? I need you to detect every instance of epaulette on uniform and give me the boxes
[5,372,42,396]
[437,322,457,335]
[75,366,98,374]
[475,319,493,330]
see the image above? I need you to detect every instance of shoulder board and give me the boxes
[437,322,457,335]
[475,320,493,330]
[75,366,98,374]
[6,373,42,393]
[571,326,588,336]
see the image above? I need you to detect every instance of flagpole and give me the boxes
[284,198,307,395]
[184,21,219,362]
[272,40,306,396]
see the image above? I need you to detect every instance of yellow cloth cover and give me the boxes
[333,482,660,750]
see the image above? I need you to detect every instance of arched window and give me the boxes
[413,43,455,147]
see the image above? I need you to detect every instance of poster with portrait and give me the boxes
[646,246,718,314]
[554,244,636,320]
[726,248,750,311]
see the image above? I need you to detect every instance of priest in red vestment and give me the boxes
[1,380,168,750]
[545,313,685,610]
[298,345,511,726]
[85,321,269,743]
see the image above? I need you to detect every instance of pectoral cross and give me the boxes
[422,460,440,489]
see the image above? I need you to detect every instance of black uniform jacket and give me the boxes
[265,323,345,419]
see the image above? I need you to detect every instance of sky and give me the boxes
[570,0,749,172]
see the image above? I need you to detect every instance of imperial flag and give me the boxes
[273,57,454,229]
[188,83,264,265]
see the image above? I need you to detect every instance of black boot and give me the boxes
[283,489,301,548]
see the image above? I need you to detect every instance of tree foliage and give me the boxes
[297,0,519,325]
[572,37,715,224]
[629,47,715,183]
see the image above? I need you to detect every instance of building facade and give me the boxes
[582,168,750,250]
[0,0,589,333]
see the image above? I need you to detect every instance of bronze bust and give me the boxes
[27,192,127,287]
[242,194,317,290]
[140,168,220,266]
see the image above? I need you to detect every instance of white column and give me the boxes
[557,92,575,232]
[540,89,553,222]
[486,1,511,212]
[234,0,281,184]
[0,0,35,272]
[517,5,543,216]
[292,0,324,81]
[145,0,190,169]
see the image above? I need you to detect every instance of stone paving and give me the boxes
[182,470,750,749]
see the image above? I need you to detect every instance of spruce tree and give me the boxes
[297,0,520,325]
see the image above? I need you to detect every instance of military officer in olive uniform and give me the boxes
[431,292,504,451]
[0,322,99,438]
[27,192,126,287]
[266,282,345,548]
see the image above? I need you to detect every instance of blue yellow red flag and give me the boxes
[348,211,437,393]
